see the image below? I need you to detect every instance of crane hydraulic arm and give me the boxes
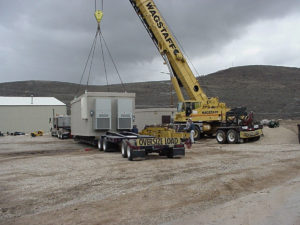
[130,0,229,134]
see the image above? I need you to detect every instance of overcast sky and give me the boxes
[1,0,300,85]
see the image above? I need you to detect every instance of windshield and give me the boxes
[177,102,183,112]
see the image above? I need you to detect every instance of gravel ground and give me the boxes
[0,121,299,225]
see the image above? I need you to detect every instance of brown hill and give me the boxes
[1,65,300,119]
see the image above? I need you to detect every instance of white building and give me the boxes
[0,96,66,134]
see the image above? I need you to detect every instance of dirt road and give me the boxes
[0,122,299,225]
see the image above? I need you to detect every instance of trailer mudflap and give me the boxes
[172,146,185,157]
[132,149,146,158]
[240,129,263,139]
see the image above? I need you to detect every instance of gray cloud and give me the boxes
[0,0,300,85]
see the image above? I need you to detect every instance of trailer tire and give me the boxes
[121,140,127,158]
[102,137,110,152]
[216,130,227,144]
[167,148,174,158]
[250,136,260,142]
[97,138,103,151]
[127,145,133,161]
[227,129,238,144]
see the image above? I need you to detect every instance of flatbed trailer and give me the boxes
[75,131,185,161]
[215,107,263,144]
[216,124,263,144]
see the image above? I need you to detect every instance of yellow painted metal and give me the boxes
[31,130,44,137]
[94,10,103,24]
[140,126,189,139]
[171,77,184,102]
[132,0,230,125]
[136,137,181,147]
[240,129,263,139]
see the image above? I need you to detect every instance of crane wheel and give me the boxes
[194,126,201,140]
[216,130,227,144]
[227,129,238,144]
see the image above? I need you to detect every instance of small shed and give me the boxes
[135,108,177,131]
[0,96,66,134]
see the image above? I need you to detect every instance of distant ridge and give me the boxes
[1,65,299,119]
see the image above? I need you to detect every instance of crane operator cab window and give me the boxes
[177,102,200,116]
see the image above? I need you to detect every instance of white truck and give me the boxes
[51,115,71,139]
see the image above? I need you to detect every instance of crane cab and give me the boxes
[175,100,228,124]
[177,101,200,117]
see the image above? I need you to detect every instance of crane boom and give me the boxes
[130,0,208,102]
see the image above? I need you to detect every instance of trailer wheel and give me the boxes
[97,138,103,151]
[250,136,260,142]
[121,140,127,158]
[227,129,238,144]
[216,130,227,144]
[127,145,133,161]
[167,148,174,158]
[102,137,110,152]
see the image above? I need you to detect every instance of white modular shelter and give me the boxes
[71,92,135,137]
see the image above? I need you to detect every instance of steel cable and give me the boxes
[75,31,98,96]
[99,29,109,91]
[100,31,126,92]
[86,30,98,91]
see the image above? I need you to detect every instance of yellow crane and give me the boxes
[129,0,229,139]
[129,0,263,143]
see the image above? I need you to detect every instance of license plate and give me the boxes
[136,137,181,147]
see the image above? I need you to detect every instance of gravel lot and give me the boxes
[0,121,299,225]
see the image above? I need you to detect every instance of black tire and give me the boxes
[216,130,227,144]
[127,145,134,161]
[227,129,238,144]
[194,126,201,140]
[121,140,127,158]
[250,136,260,142]
[97,137,103,151]
[167,148,174,158]
[102,137,110,152]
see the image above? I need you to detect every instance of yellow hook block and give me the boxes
[94,10,103,24]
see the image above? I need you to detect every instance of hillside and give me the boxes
[0,65,300,119]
